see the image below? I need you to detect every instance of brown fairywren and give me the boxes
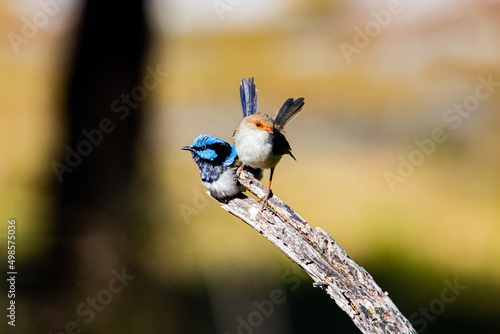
[233,80,305,206]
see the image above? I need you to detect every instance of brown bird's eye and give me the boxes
[255,122,261,127]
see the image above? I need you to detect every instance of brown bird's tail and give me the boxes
[273,97,305,130]
[240,77,258,118]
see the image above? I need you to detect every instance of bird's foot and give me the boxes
[236,164,245,178]
[259,188,273,212]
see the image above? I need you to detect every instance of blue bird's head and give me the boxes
[182,135,237,166]
[182,135,238,183]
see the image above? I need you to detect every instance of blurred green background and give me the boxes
[1,0,500,333]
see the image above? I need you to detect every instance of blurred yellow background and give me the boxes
[1,0,499,333]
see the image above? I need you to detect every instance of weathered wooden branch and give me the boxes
[216,170,417,334]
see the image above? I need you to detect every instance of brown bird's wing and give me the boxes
[273,97,305,130]
[272,129,296,160]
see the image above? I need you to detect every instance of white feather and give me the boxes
[202,168,244,199]
[234,127,282,169]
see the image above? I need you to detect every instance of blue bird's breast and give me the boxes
[198,160,226,183]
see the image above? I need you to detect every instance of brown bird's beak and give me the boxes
[263,126,273,134]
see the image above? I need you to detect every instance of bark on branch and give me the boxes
[216,170,417,334]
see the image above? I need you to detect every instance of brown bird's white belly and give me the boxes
[234,129,282,169]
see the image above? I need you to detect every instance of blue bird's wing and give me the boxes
[240,77,258,118]
[273,97,305,130]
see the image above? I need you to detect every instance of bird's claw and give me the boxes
[236,164,245,178]
[259,189,273,212]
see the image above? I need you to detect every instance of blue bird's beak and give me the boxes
[181,146,193,151]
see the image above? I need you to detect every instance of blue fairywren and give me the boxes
[233,78,305,205]
[182,135,262,202]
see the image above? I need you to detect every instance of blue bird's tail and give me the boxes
[240,77,258,118]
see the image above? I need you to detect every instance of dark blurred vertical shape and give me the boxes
[40,0,149,330]
[63,0,147,209]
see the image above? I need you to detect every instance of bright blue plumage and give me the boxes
[185,135,234,179]
[182,134,262,202]
[196,148,217,161]
[226,145,238,167]
[191,134,226,149]
[182,135,244,201]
